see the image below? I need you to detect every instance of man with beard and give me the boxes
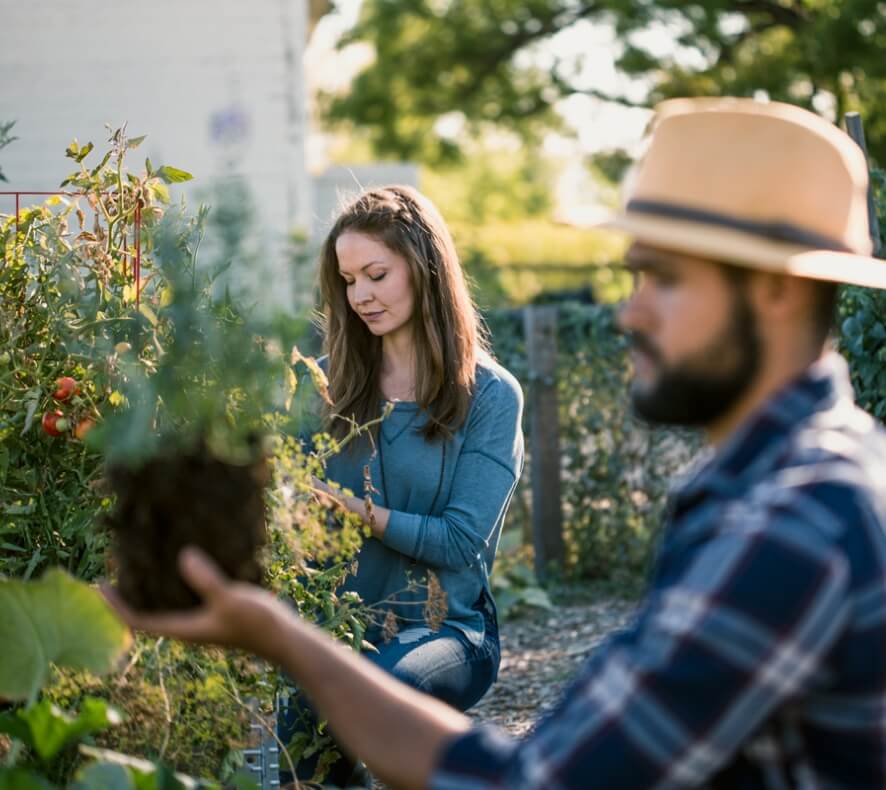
[106,98,886,788]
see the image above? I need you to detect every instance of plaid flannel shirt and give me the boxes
[431,353,886,789]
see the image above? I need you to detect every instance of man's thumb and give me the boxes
[178,546,227,600]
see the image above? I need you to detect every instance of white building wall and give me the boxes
[0,0,311,310]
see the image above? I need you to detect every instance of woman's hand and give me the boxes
[102,547,289,662]
[307,476,390,538]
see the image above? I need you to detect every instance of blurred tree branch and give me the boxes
[321,0,886,165]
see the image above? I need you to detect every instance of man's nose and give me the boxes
[617,282,656,336]
[617,291,642,334]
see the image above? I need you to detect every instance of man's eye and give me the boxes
[653,273,678,287]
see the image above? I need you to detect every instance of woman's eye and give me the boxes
[369,272,386,282]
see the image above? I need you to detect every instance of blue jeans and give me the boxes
[278,590,500,785]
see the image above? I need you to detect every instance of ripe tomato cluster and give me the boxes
[40,376,95,440]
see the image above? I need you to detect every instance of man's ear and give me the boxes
[746,271,805,321]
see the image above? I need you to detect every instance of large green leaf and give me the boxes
[0,767,56,790]
[77,748,211,790]
[4,698,121,762]
[70,763,134,790]
[0,569,130,701]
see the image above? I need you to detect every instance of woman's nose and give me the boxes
[353,281,373,305]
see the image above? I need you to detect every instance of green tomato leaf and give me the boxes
[0,569,131,701]
[148,182,170,205]
[0,710,33,744]
[156,166,194,184]
[138,304,159,327]
[0,767,56,790]
[75,142,94,164]
[15,698,121,762]
[77,748,204,790]
[89,151,113,178]
[71,762,134,790]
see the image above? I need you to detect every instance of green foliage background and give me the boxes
[486,304,699,591]
[487,167,886,590]
[838,167,886,420]
[324,0,886,164]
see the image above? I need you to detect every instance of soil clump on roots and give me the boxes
[106,439,269,611]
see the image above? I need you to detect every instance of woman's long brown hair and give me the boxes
[318,185,486,442]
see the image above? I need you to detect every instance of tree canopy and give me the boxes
[322,0,886,164]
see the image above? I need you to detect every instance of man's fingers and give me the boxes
[178,546,228,600]
[100,582,137,625]
[101,581,224,643]
[125,608,221,644]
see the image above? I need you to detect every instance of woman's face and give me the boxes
[335,231,416,339]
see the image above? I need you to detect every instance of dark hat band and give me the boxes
[626,199,852,253]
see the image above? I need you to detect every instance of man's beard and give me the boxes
[626,290,762,427]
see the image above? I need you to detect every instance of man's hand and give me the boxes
[103,547,471,790]
[102,547,287,661]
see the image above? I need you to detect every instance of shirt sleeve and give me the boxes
[381,371,524,570]
[431,491,852,788]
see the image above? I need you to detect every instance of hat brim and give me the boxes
[597,211,886,289]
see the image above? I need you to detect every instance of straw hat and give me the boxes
[599,97,886,289]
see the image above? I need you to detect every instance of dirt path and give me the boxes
[466,599,635,736]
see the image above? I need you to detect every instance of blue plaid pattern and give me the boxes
[432,354,886,789]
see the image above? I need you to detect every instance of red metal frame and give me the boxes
[0,190,142,307]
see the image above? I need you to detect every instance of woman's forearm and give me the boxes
[314,477,390,539]
[342,492,390,538]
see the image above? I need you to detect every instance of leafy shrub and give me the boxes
[839,167,886,421]
[0,129,188,579]
[485,303,699,594]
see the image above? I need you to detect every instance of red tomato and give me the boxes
[74,418,96,440]
[42,410,69,437]
[52,376,80,402]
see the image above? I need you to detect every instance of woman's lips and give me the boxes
[362,310,385,323]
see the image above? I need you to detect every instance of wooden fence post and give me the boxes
[523,304,564,581]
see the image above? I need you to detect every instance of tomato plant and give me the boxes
[0,126,189,579]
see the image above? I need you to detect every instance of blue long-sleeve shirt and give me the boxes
[325,355,524,646]
[432,353,886,788]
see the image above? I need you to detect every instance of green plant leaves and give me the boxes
[0,767,55,790]
[0,698,120,762]
[65,141,94,164]
[156,166,193,184]
[0,569,131,701]
[76,748,219,790]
